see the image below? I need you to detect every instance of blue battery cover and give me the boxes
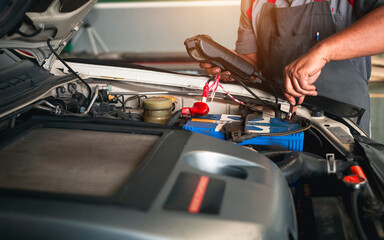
[182,114,304,151]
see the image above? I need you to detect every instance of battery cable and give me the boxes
[47,37,92,100]
[219,73,279,107]
[231,116,312,143]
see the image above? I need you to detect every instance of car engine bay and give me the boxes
[0,49,384,239]
[0,0,384,238]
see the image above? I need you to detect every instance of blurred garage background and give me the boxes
[65,0,384,143]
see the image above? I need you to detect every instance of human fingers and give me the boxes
[289,75,318,98]
[284,60,317,93]
[204,66,222,75]
[283,70,305,98]
[308,70,321,85]
[199,63,234,82]
[294,70,320,95]
[298,95,305,105]
[291,75,317,95]
[199,62,212,68]
[284,92,297,106]
[283,92,306,106]
[199,62,221,75]
[297,71,320,96]
[297,76,317,91]
[220,71,235,82]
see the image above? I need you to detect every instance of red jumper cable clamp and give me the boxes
[181,82,210,117]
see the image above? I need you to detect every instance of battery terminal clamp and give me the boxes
[286,104,298,121]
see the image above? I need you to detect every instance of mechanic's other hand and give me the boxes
[199,62,235,82]
[283,46,330,105]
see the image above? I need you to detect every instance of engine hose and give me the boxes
[166,110,182,127]
[351,190,368,240]
[261,150,291,156]
[267,151,352,184]
[276,152,327,183]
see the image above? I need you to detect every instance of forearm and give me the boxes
[319,6,384,62]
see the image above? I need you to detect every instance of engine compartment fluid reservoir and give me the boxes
[143,97,172,124]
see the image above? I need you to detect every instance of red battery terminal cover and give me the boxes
[181,102,210,116]
[343,165,367,189]
[343,175,366,184]
[350,166,367,180]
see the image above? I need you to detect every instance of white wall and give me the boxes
[72,1,241,54]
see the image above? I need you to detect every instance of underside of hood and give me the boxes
[0,0,97,69]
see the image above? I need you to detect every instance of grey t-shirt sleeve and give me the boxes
[354,0,384,18]
[235,0,258,54]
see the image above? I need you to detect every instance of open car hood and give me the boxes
[0,0,366,130]
[0,0,96,69]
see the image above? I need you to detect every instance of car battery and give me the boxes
[183,114,304,151]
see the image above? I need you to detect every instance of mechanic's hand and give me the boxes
[199,62,235,82]
[283,46,330,105]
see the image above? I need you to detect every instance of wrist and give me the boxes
[316,40,334,63]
